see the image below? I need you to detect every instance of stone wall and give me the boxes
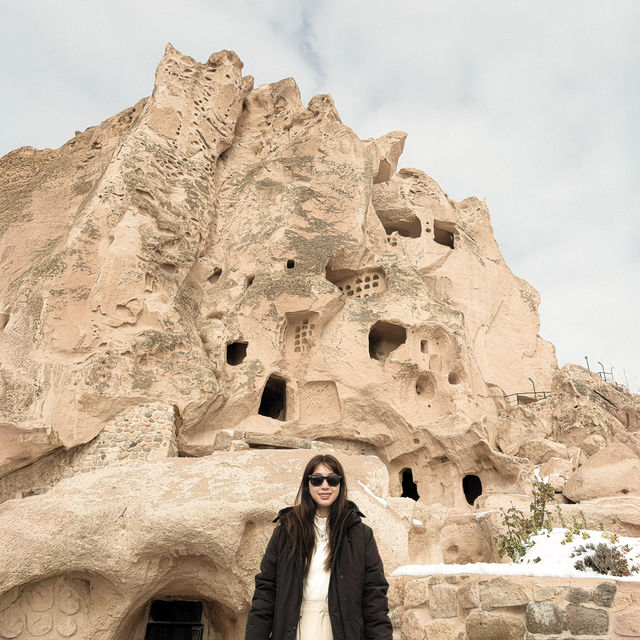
[390,574,639,639]
[2,570,637,640]
[0,403,176,503]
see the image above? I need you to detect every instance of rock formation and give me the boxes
[0,45,638,639]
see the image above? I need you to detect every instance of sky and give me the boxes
[1,0,638,392]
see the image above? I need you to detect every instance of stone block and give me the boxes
[479,577,529,610]
[400,608,428,640]
[613,604,640,637]
[389,606,403,628]
[212,429,233,450]
[591,581,616,607]
[566,604,609,635]
[565,586,591,603]
[525,602,568,634]
[404,578,430,609]
[466,611,525,640]
[582,434,606,455]
[388,577,406,609]
[458,582,480,609]
[424,620,457,640]
[533,584,562,601]
[429,583,458,618]
[524,636,607,640]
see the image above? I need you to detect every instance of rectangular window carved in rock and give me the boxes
[284,311,319,356]
[433,221,455,248]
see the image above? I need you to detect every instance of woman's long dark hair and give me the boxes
[283,454,349,576]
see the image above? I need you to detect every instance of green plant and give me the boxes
[555,504,567,528]
[545,514,553,535]
[530,479,555,529]
[571,511,588,534]
[495,479,555,562]
[495,504,536,561]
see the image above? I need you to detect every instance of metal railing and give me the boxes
[504,390,550,407]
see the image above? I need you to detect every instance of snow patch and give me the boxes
[357,480,388,507]
[474,510,498,519]
[533,465,549,483]
[392,528,640,582]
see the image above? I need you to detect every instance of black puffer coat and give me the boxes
[245,501,392,640]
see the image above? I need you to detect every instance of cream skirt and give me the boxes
[296,600,333,640]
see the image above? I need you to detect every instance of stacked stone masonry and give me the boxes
[1,571,636,640]
[0,403,176,503]
[389,574,640,640]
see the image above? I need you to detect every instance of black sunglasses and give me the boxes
[308,474,342,487]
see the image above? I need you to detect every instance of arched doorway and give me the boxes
[144,599,204,638]
[400,468,420,501]
[462,474,482,505]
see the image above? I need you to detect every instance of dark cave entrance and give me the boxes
[462,474,482,505]
[401,468,420,501]
[375,211,422,238]
[226,341,248,365]
[368,321,407,361]
[433,221,455,248]
[258,375,287,421]
[144,600,204,639]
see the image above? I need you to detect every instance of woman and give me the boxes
[245,454,393,640]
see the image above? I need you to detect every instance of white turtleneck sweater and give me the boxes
[302,515,331,602]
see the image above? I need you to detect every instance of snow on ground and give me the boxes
[392,528,640,582]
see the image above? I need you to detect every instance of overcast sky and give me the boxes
[1,0,638,392]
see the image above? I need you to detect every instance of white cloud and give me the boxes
[1,0,638,390]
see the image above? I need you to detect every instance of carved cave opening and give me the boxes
[369,321,406,361]
[448,371,461,385]
[293,318,315,353]
[160,263,178,275]
[433,221,455,248]
[375,210,422,238]
[401,468,420,501]
[326,266,388,300]
[207,267,222,284]
[286,258,295,269]
[463,474,482,506]
[258,375,287,421]
[245,274,255,288]
[415,373,435,399]
[145,599,204,639]
[226,341,247,366]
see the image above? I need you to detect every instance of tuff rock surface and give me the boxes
[1,44,639,639]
